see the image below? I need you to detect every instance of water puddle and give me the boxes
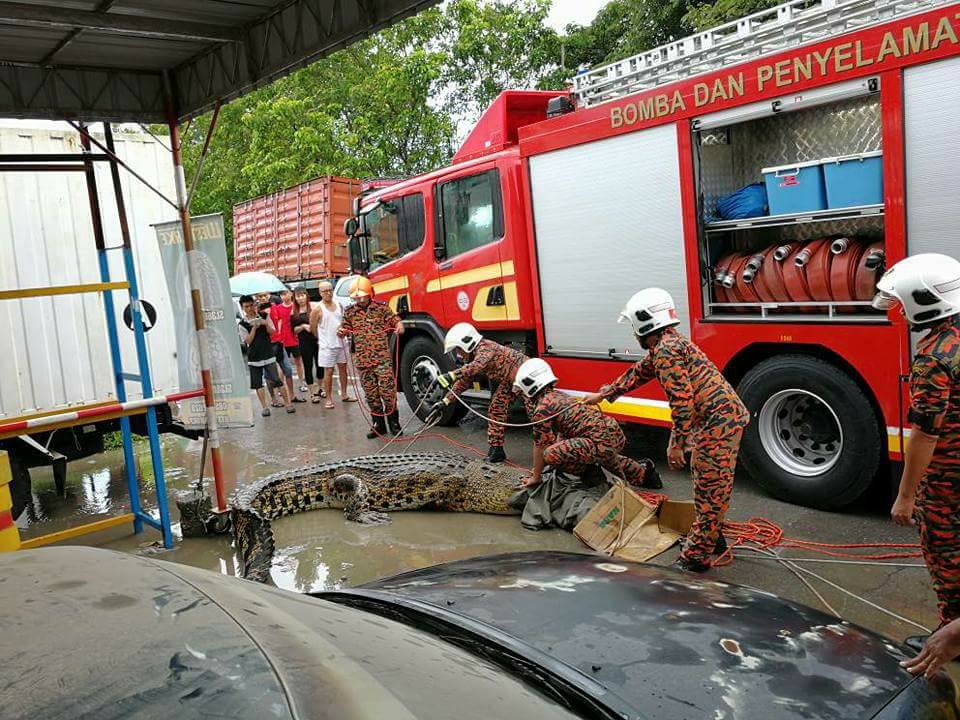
[269,511,584,593]
[18,420,585,591]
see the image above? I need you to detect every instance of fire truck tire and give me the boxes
[737,355,881,510]
[399,335,466,426]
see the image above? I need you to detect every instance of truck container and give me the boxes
[232,176,359,287]
[0,122,183,519]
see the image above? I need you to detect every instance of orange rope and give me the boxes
[712,517,922,568]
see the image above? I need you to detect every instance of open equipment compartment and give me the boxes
[693,77,887,322]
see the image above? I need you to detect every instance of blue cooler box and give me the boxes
[761,160,828,216]
[822,151,884,208]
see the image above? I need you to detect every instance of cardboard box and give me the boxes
[573,484,695,563]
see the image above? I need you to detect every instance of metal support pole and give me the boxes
[186,100,221,208]
[79,123,144,535]
[104,123,173,549]
[165,80,228,512]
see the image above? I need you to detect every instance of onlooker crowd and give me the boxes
[242,281,358,419]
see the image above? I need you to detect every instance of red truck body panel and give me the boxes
[233,176,359,281]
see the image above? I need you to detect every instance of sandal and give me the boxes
[271,400,283,408]
[311,394,321,404]
[342,396,357,403]
[324,401,336,409]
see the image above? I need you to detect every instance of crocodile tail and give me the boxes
[231,507,275,584]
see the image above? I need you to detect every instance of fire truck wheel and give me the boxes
[736,355,881,510]
[399,335,467,426]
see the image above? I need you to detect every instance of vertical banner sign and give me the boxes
[154,213,252,428]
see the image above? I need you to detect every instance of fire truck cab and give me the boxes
[347,0,960,511]
[346,91,551,422]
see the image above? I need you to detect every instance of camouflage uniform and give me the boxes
[531,389,654,486]
[604,328,749,565]
[909,316,960,624]
[340,301,399,416]
[446,339,528,448]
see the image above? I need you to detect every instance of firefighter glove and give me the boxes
[436,371,457,389]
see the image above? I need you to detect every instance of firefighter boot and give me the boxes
[485,445,507,464]
[387,410,403,437]
[366,416,386,439]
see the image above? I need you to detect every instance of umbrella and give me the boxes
[229,271,287,296]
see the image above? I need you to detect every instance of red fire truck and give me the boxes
[346,0,960,510]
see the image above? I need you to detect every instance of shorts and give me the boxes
[249,361,282,390]
[273,343,293,378]
[316,345,347,368]
[284,345,300,359]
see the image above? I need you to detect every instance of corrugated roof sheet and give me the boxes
[0,0,440,122]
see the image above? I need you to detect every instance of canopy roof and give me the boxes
[0,0,439,123]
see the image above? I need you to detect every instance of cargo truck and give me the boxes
[0,123,184,520]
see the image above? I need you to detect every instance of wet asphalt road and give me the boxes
[17,392,938,644]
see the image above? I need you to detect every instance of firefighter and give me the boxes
[430,323,528,463]
[337,276,404,439]
[880,254,960,627]
[513,358,661,490]
[583,288,749,572]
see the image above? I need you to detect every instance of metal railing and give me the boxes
[708,299,883,320]
[573,0,950,107]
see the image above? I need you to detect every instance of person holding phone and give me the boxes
[239,295,294,416]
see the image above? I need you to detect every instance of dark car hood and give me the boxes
[0,548,587,720]
[355,551,956,720]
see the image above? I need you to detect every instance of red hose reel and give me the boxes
[713,239,885,310]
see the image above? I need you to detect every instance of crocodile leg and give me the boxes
[333,473,392,524]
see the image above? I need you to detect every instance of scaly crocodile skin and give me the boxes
[228,452,527,583]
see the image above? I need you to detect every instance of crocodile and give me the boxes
[226,452,530,583]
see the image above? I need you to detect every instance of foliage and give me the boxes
[684,0,783,30]
[178,1,557,262]
[103,430,146,450]
[173,0,788,261]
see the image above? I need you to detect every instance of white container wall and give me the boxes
[0,125,179,419]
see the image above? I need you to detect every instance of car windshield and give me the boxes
[362,202,401,271]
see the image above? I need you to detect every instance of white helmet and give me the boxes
[444,322,483,354]
[513,358,558,398]
[873,253,960,328]
[618,288,680,337]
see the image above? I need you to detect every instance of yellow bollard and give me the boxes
[0,451,21,551]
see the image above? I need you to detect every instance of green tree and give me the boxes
[443,0,558,116]
[178,1,559,261]
[684,0,782,30]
